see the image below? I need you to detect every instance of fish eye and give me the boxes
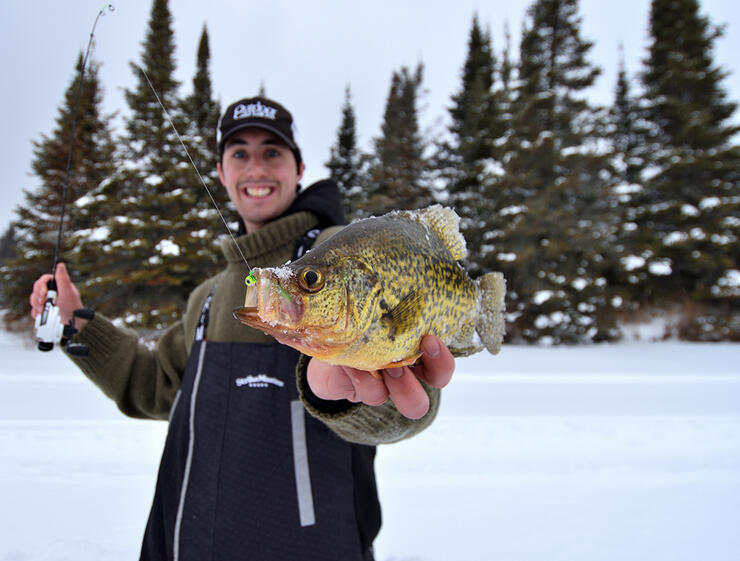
[299,267,325,293]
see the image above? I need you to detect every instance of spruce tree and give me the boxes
[73,0,196,331]
[610,46,644,187]
[631,0,740,339]
[177,24,231,290]
[182,24,221,167]
[437,15,507,274]
[0,224,20,312]
[0,54,114,326]
[326,86,363,220]
[125,0,180,162]
[492,0,616,343]
[362,63,432,217]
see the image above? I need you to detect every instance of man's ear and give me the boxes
[217,161,225,186]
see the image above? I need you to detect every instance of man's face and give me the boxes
[217,128,305,233]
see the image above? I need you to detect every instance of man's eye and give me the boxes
[233,150,246,159]
[266,148,280,158]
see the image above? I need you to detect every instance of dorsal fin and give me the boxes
[403,205,467,260]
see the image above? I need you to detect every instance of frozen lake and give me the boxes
[1,330,739,561]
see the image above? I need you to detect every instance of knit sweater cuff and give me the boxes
[66,314,133,379]
[295,354,441,445]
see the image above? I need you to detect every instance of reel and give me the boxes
[35,279,95,356]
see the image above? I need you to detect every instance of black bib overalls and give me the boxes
[139,288,380,560]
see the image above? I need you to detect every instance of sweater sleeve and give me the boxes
[295,354,441,445]
[65,313,189,420]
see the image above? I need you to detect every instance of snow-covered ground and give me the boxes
[1,329,739,561]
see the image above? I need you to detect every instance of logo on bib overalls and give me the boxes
[235,374,285,389]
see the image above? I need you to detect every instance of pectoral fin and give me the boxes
[382,289,425,340]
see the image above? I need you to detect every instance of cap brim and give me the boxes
[219,122,298,153]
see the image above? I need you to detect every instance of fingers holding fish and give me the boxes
[306,354,451,420]
[306,358,389,406]
[413,335,455,389]
[381,367,431,420]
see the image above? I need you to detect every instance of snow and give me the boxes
[664,231,689,245]
[571,277,588,291]
[143,175,163,186]
[713,269,740,297]
[497,252,517,262]
[499,204,527,216]
[267,265,296,281]
[155,239,180,256]
[79,226,110,242]
[621,255,645,271]
[533,290,554,305]
[649,259,673,276]
[1,329,739,561]
[681,204,700,217]
[699,196,721,209]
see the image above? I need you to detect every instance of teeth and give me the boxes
[246,186,271,197]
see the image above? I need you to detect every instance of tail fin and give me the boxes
[476,272,506,355]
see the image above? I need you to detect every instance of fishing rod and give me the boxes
[35,3,115,354]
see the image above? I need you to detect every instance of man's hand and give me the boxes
[30,263,88,331]
[306,335,455,420]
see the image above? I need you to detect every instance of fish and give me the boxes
[233,205,505,374]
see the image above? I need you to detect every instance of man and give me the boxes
[30,96,454,560]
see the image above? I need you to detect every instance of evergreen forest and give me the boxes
[2,0,738,344]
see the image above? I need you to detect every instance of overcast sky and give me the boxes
[2,0,738,229]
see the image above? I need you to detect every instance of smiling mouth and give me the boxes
[240,183,277,198]
[245,186,272,197]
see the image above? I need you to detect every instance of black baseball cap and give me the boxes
[217,96,302,168]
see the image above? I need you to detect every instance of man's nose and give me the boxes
[244,155,267,176]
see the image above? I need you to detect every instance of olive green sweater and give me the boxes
[67,211,440,445]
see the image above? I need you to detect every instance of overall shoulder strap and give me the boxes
[194,283,218,342]
[292,228,321,260]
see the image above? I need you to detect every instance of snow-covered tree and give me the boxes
[610,47,645,187]
[626,0,740,339]
[326,85,364,220]
[73,0,203,331]
[0,54,115,327]
[361,63,432,217]
[491,0,616,343]
[435,15,509,274]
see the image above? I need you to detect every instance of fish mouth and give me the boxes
[233,305,344,357]
[232,305,301,341]
[232,269,353,359]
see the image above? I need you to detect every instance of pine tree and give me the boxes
[73,0,197,331]
[362,63,432,217]
[182,24,221,168]
[436,15,508,274]
[0,54,114,326]
[0,224,20,312]
[176,24,231,290]
[498,22,516,119]
[326,86,363,220]
[124,0,180,163]
[610,46,644,187]
[491,0,617,343]
[630,0,740,340]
